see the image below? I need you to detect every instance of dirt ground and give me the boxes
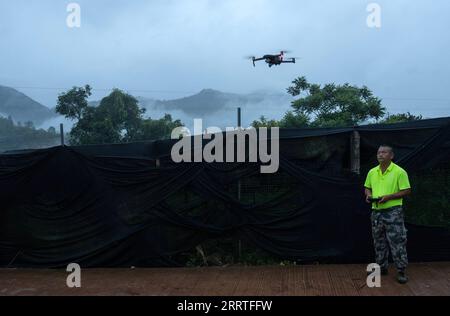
[1,262,449,296]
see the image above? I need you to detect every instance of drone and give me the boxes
[248,51,297,68]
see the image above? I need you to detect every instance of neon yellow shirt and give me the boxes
[364,162,411,210]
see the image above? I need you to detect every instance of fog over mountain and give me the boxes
[136,89,294,131]
[0,85,57,126]
[0,84,293,133]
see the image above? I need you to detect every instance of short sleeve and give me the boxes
[398,170,411,190]
[364,171,372,189]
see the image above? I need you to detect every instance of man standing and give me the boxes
[364,145,412,284]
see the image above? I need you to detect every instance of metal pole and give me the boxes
[237,107,241,128]
[60,123,64,146]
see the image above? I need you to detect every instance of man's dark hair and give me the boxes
[379,144,394,154]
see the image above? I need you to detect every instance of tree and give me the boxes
[0,117,60,152]
[56,86,184,145]
[139,114,184,141]
[252,112,310,129]
[93,88,145,143]
[56,85,92,121]
[378,112,423,124]
[57,88,145,145]
[252,77,386,128]
[252,116,280,128]
[278,111,310,128]
[287,77,386,127]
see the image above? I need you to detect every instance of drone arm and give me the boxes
[251,57,264,67]
[280,59,296,64]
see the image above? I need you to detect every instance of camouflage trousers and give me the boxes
[371,206,408,271]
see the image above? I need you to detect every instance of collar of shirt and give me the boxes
[377,161,395,175]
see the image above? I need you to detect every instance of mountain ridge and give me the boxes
[136,88,292,117]
[0,85,57,125]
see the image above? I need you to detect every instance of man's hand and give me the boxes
[365,188,372,204]
[379,189,411,204]
[379,195,391,204]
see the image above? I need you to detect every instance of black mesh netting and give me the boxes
[0,117,449,267]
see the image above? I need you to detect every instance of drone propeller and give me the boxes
[245,56,257,67]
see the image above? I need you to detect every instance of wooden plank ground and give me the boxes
[0,262,449,296]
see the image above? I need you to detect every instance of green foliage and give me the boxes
[252,111,310,129]
[59,88,145,145]
[279,111,310,128]
[252,116,280,128]
[379,112,423,124]
[0,117,60,152]
[139,114,183,141]
[287,76,386,127]
[56,85,92,121]
[56,86,184,145]
[253,76,426,129]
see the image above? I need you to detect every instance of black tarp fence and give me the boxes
[0,117,449,267]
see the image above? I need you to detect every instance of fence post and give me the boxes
[60,123,64,146]
[237,107,242,262]
[350,130,360,174]
[237,107,241,128]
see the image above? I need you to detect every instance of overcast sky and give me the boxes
[1,0,450,120]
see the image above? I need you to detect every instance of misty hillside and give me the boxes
[90,89,250,116]
[139,89,292,116]
[86,89,293,129]
[0,116,60,153]
[0,85,56,125]
[152,89,248,116]
[136,89,294,129]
